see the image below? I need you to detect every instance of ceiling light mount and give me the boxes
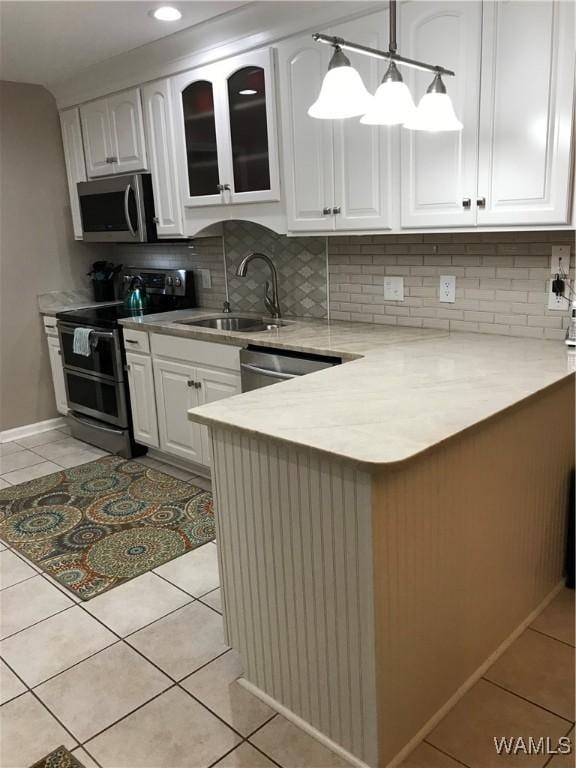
[151,6,182,22]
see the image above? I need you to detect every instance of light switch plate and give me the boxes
[384,276,404,301]
[439,275,456,303]
[547,278,571,311]
[551,246,570,275]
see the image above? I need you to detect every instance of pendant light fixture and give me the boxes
[308,46,373,119]
[309,0,462,131]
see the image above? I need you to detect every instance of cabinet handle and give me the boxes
[332,206,341,215]
[477,197,486,208]
[125,339,138,344]
[57,349,61,356]
[194,381,202,389]
[126,364,131,371]
[322,207,331,215]
[462,198,471,209]
[216,184,231,192]
[187,379,195,387]
[152,217,160,224]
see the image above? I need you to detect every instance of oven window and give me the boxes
[79,189,137,232]
[65,372,123,424]
[60,331,117,378]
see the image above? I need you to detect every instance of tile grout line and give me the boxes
[481,677,575,725]
[0,601,75,642]
[528,625,576,649]
[421,740,474,768]
[541,721,575,768]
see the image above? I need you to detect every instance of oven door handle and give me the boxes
[124,183,137,237]
[91,331,114,340]
[240,363,298,380]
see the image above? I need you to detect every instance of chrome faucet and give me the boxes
[235,252,282,319]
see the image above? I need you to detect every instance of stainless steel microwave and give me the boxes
[77,173,158,243]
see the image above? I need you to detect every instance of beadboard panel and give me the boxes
[371,376,575,766]
[210,427,378,766]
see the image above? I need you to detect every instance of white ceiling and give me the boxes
[0,1,248,87]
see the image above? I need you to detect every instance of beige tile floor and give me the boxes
[0,427,574,768]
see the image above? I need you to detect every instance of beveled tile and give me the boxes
[85,571,191,637]
[213,743,278,767]
[400,743,465,768]
[182,650,273,735]
[0,659,27,704]
[427,679,569,768]
[55,449,107,469]
[201,587,222,613]
[154,543,219,597]
[485,629,575,721]
[531,589,575,647]
[36,642,171,742]
[2,460,61,484]
[0,574,73,639]
[251,716,353,768]
[16,429,71,448]
[0,606,117,686]
[0,441,25,456]
[0,449,44,474]
[547,728,574,768]
[0,692,76,767]
[31,437,91,461]
[0,549,37,589]
[87,687,240,767]
[128,601,227,680]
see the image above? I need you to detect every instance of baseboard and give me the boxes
[0,417,67,443]
[383,580,566,768]
[239,580,565,768]
[147,448,211,479]
[237,678,372,768]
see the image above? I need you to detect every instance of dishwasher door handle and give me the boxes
[240,363,298,380]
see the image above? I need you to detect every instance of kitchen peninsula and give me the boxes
[181,321,575,768]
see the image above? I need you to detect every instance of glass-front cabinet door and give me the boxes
[171,48,280,208]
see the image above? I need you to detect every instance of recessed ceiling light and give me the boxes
[151,6,182,21]
[239,89,258,96]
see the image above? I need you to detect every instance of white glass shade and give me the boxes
[308,66,374,120]
[360,80,417,125]
[403,92,463,131]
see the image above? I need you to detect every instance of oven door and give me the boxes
[63,368,129,427]
[77,175,146,243]
[59,324,123,381]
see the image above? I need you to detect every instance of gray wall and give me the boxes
[0,81,99,431]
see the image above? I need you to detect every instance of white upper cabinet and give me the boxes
[80,88,147,177]
[400,1,482,228]
[278,10,393,233]
[171,48,280,209]
[59,107,86,239]
[142,79,185,238]
[477,0,574,226]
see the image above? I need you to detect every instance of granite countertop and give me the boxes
[119,308,575,467]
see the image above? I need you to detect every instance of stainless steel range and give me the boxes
[56,267,196,457]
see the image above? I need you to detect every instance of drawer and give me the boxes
[151,333,241,372]
[123,328,150,354]
[43,315,58,336]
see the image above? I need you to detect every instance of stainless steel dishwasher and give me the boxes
[240,346,341,391]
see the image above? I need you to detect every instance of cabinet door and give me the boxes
[108,88,148,174]
[172,66,226,208]
[219,48,281,204]
[153,358,205,465]
[277,33,335,231]
[126,352,159,448]
[331,12,394,231]
[59,108,86,239]
[80,97,114,178]
[477,0,574,226]
[47,336,68,415]
[400,1,481,228]
[196,366,241,466]
[142,79,185,237]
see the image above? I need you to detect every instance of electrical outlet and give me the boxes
[547,278,571,311]
[439,275,456,303]
[196,269,212,289]
[384,276,404,301]
[551,245,570,275]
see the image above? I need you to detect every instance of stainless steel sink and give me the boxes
[178,316,288,332]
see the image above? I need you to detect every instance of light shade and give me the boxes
[403,74,462,132]
[151,6,182,21]
[360,62,417,125]
[308,47,373,120]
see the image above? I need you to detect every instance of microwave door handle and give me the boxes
[124,183,137,237]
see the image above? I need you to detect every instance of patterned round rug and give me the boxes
[0,456,214,600]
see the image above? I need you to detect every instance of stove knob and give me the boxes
[166,277,173,286]
[174,278,182,288]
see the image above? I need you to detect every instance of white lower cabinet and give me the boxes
[46,335,68,416]
[196,366,243,461]
[126,352,159,448]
